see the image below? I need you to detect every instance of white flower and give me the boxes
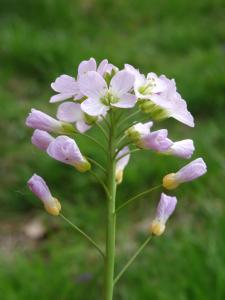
[79,70,137,116]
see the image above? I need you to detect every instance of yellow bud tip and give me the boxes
[150,220,165,236]
[162,173,179,190]
[74,159,91,172]
[44,198,61,216]
[116,170,123,185]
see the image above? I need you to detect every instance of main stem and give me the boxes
[104,110,117,300]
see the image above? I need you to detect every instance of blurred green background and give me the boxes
[0,0,225,299]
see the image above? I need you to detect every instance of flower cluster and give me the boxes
[26,57,207,236]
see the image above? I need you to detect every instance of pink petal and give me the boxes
[51,75,78,93]
[50,93,75,103]
[97,59,108,76]
[81,98,109,116]
[78,58,97,77]
[76,120,91,133]
[112,93,136,108]
[79,71,108,100]
[57,102,83,122]
[110,70,135,97]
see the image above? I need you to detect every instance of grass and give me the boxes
[0,0,225,299]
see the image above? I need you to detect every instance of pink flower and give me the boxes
[127,121,172,151]
[57,101,91,133]
[150,193,177,236]
[26,109,72,133]
[142,129,173,151]
[163,158,207,190]
[163,139,195,159]
[130,70,194,127]
[28,174,61,216]
[115,146,130,184]
[31,129,54,151]
[78,58,115,78]
[47,136,91,172]
[50,58,116,103]
[134,72,167,99]
[79,70,136,116]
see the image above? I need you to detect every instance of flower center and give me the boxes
[139,78,156,95]
[101,92,119,106]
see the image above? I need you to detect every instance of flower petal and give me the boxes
[50,93,75,103]
[78,58,97,77]
[79,71,108,100]
[51,75,78,93]
[110,70,135,96]
[57,102,83,122]
[81,98,109,116]
[76,120,91,133]
[112,93,137,108]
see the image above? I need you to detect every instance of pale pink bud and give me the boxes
[28,174,61,216]
[31,129,54,151]
[26,109,63,133]
[163,158,207,190]
[115,146,130,184]
[150,193,177,236]
[47,136,91,172]
[163,139,195,159]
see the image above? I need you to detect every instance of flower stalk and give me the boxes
[104,109,117,300]
[114,235,153,285]
[26,57,208,300]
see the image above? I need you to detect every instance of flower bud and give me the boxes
[26,109,75,134]
[47,135,91,172]
[163,139,194,159]
[142,129,173,151]
[28,174,61,216]
[115,146,130,184]
[31,129,54,151]
[163,158,207,190]
[126,121,153,144]
[150,193,177,236]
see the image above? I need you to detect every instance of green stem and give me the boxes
[114,235,153,285]
[116,185,162,213]
[104,110,117,300]
[60,213,105,258]
[89,170,110,198]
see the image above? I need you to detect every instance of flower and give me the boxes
[127,121,172,151]
[162,139,195,159]
[26,109,74,133]
[124,64,144,82]
[57,101,91,133]
[78,58,115,78]
[163,158,207,190]
[50,75,80,103]
[115,146,130,184]
[31,129,55,151]
[141,129,173,151]
[50,58,115,103]
[130,70,194,127]
[28,174,61,216]
[126,121,153,143]
[135,72,167,100]
[47,135,91,172]
[150,193,177,236]
[79,70,136,116]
